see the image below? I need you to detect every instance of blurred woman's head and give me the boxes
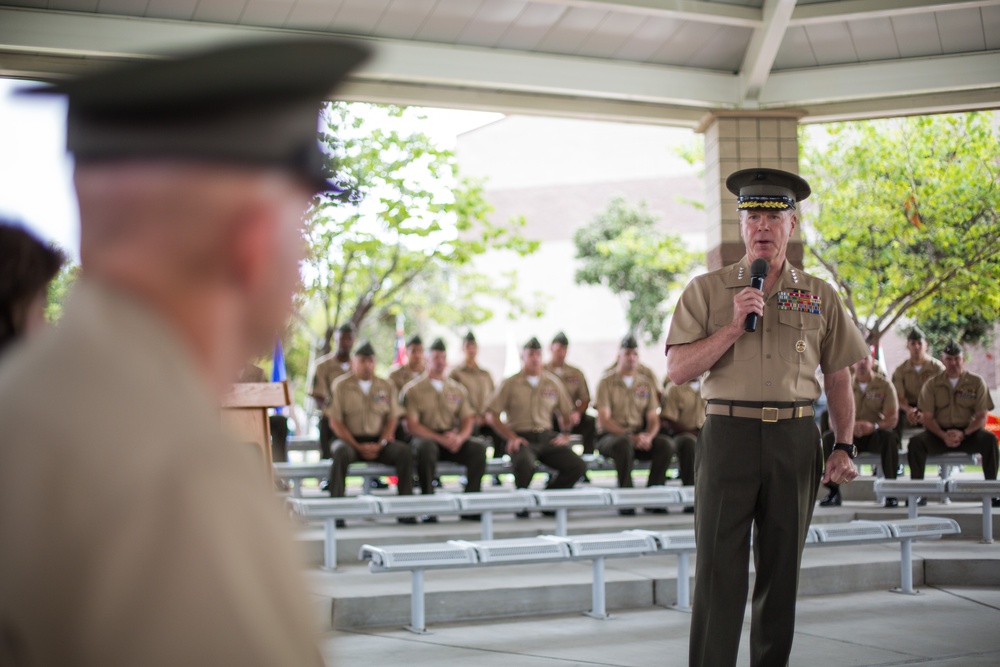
[0,222,66,354]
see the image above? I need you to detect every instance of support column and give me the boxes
[697,110,805,271]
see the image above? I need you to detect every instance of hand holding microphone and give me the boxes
[743,258,770,333]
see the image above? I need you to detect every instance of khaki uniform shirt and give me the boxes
[595,371,658,432]
[0,282,320,667]
[487,370,574,432]
[853,374,898,424]
[661,381,707,432]
[666,256,868,401]
[544,361,591,407]
[311,352,352,404]
[328,373,400,438]
[891,357,945,408]
[917,370,994,429]
[449,363,495,415]
[389,364,422,392]
[401,375,474,432]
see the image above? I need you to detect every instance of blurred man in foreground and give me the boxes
[0,39,368,666]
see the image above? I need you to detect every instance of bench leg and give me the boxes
[585,557,609,619]
[670,552,693,613]
[324,518,338,570]
[405,569,430,634]
[982,498,994,544]
[292,481,303,498]
[481,511,494,541]
[891,538,919,595]
[556,509,568,536]
[907,497,918,520]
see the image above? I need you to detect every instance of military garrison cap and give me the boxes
[23,39,370,193]
[354,340,376,357]
[429,338,446,352]
[726,168,811,211]
[551,332,569,346]
[406,335,423,347]
[942,340,962,356]
[337,322,356,334]
[524,337,542,350]
[463,331,477,343]
[906,326,926,342]
[620,334,638,349]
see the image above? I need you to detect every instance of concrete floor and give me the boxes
[319,586,1000,666]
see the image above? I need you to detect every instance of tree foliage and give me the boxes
[802,112,1000,347]
[573,196,698,344]
[300,102,540,361]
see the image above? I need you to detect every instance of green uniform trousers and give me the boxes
[689,414,823,667]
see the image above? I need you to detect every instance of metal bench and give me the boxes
[875,478,999,543]
[852,451,979,479]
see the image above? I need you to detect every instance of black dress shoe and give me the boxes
[683,506,695,514]
[618,508,636,516]
[335,519,346,528]
[644,507,668,515]
[906,496,927,507]
[819,490,842,506]
[319,479,330,493]
[992,497,1000,508]
[580,474,592,484]
[541,510,556,517]
[460,514,482,521]
[492,475,504,487]
[397,517,418,525]
[369,477,389,490]
[884,497,899,508]
[515,509,530,519]
[421,515,438,524]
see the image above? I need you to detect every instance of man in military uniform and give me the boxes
[820,353,901,507]
[486,337,587,505]
[891,326,945,444]
[666,168,868,667]
[402,338,487,503]
[389,334,426,393]
[907,341,999,506]
[0,39,368,665]
[450,331,497,443]
[594,334,673,513]
[545,331,597,456]
[327,341,415,518]
[310,322,356,458]
[659,375,706,489]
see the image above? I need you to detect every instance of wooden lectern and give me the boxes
[220,381,291,477]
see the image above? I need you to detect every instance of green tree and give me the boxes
[294,103,539,380]
[802,112,1000,348]
[574,196,698,344]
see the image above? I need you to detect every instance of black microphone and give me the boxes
[744,258,770,333]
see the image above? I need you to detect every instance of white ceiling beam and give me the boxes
[525,0,761,27]
[759,52,1000,106]
[800,87,1000,124]
[0,7,741,107]
[738,0,797,105]
[790,0,1000,27]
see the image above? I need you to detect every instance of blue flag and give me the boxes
[271,339,287,415]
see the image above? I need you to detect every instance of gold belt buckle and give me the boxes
[761,407,779,422]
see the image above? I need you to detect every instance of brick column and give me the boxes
[696,111,805,270]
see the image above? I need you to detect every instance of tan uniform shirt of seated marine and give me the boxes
[595,371,658,432]
[854,373,899,423]
[917,370,994,427]
[667,256,868,402]
[389,364,422,392]
[402,375,475,431]
[661,382,707,432]
[487,371,575,432]
[328,373,401,438]
[544,361,590,407]
[449,363,495,415]
[312,352,352,410]
[892,357,945,408]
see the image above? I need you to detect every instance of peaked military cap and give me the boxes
[406,335,423,347]
[354,340,376,357]
[942,340,962,356]
[23,39,370,193]
[551,332,569,346]
[524,337,542,350]
[620,334,639,349]
[429,338,446,352]
[463,331,477,343]
[726,168,811,211]
[906,326,926,342]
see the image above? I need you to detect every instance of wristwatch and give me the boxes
[833,443,857,459]
[379,439,389,447]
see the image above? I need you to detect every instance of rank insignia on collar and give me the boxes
[778,290,822,314]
